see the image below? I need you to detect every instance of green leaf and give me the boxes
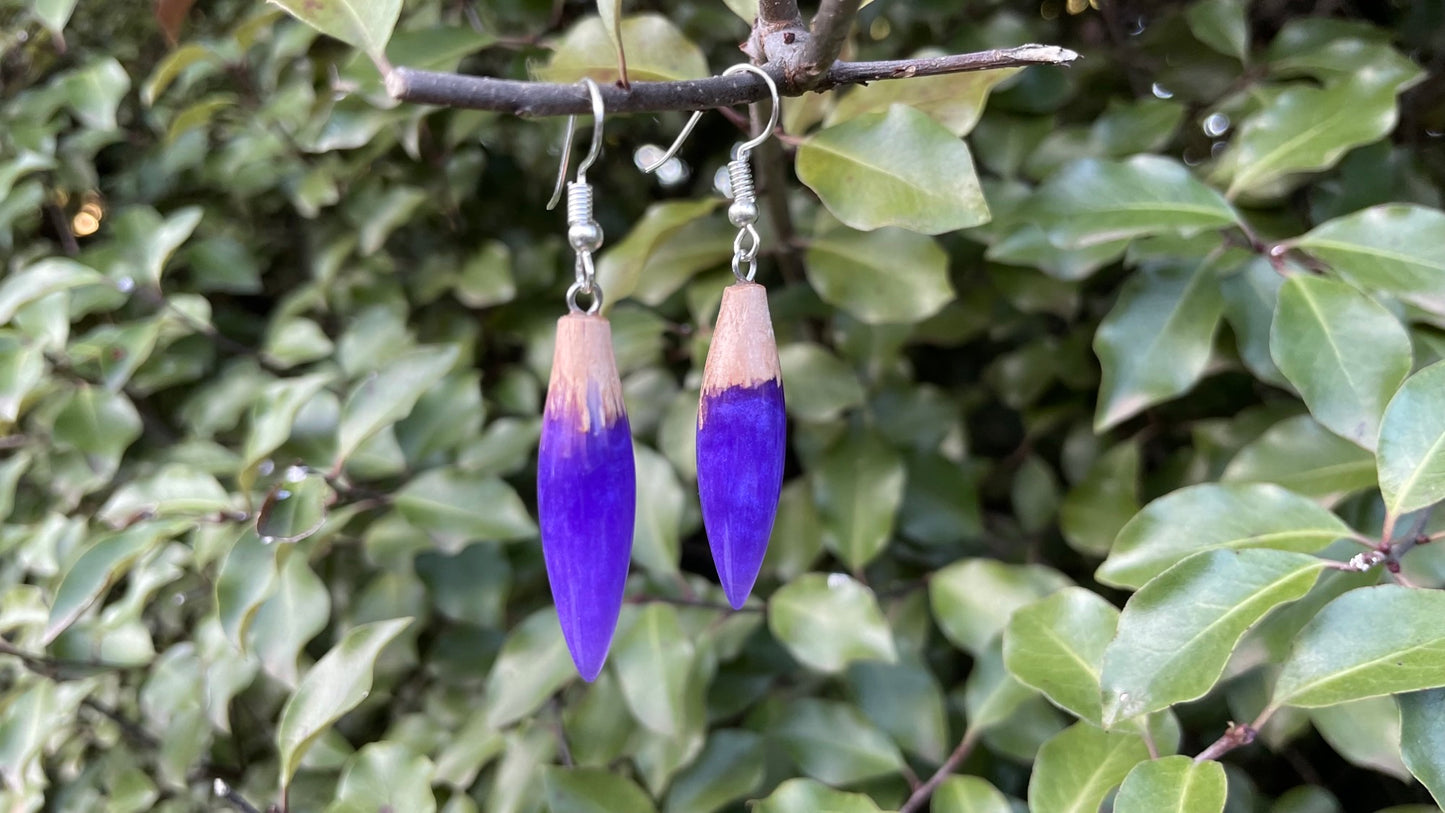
[44,523,180,643]
[335,345,458,468]
[769,698,904,785]
[630,446,683,576]
[595,202,722,309]
[1218,72,1423,199]
[1272,585,1445,707]
[1028,722,1151,813]
[0,258,105,325]
[1059,442,1140,557]
[797,105,990,235]
[62,57,131,130]
[1309,696,1409,780]
[1096,483,1351,589]
[272,0,401,63]
[663,730,765,813]
[804,226,954,325]
[932,775,1013,813]
[1100,550,1326,725]
[535,14,707,83]
[324,742,436,813]
[249,551,331,687]
[454,240,516,308]
[0,335,44,424]
[826,66,1020,136]
[1269,275,1411,449]
[1222,415,1377,503]
[394,468,536,546]
[768,573,896,673]
[275,617,412,791]
[610,604,695,737]
[1399,689,1445,808]
[847,658,949,763]
[31,0,79,36]
[542,767,657,813]
[97,463,233,527]
[1185,0,1250,61]
[596,0,627,85]
[484,607,575,728]
[1031,156,1238,249]
[763,479,825,581]
[1093,260,1225,430]
[1003,587,1118,725]
[215,530,280,649]
[930,558,1072,655]
[256,472,332,543]
[141,43,224,107]
[1293,204,1445,317]
[777,343,865,423]
[813,431,906,570]
[753,779,885,813]
[242,374,333,478]
[1377,362,1445,517]
[109,205,204,288]
[963,642,1038,735]
[1114,756,1227,813]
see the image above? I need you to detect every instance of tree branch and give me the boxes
[897,730,980,813]
[385,45,1078,116]
[800,0,863,87]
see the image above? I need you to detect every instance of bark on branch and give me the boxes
[800,0,864,87]
[385,45,1077,117]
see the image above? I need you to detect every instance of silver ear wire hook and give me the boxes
[547,77,607,210]
[639,63,780,173]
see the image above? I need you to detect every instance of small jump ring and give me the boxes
[566,280,603,314]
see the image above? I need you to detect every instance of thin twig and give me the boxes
[801,0,863,86]
[897,730,979,813]
[385,45,1078,116]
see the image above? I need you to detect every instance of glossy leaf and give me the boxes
[753,779,885,813]
[1100,550,1326,725]
[1094,260,1224,430]
[1032,156,1238,248]
[395,467,536,544]
[932,775,1013,813]
[777,342,865,423]
[1310,696,1409,780]
[535,14,707,83]
[596,200,718,307]
[1272,585,1445,708]
[484,607,576,728]
[1028,722,1151,813]
[1114,756,1226,813]
[1269,274,1411,449]
[325,742,436,813]
[596,0,627,85]
[1294,204,1445,316]
[931,558,1072,655]
[769,698,905,785]
[335,345,458,467]
[826,66,1020,136]
[1059,442,1140,557]
[812,431,906,570]
[768,573,896,673]
[1399,689,1445,808]
[272,0,401,62]
[1222,414,1376,503]
[1096,483,1350,589]
[630,445,684,575]
[0,259,105,324]
[256,472,331,543]
[805,226,953,325]
[610,604,694,736]
[797,105,990,235]
[1186,0,1249,61]
[1377,362,1445,517]
[848,658,949,763]
[44,523,180,643]
[1003,587,1118,725]
[542,767,657,813]
[275,617,412,791]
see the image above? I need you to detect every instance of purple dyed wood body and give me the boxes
[697,379,786,608]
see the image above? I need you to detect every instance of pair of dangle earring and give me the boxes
[536,78,635,682]
[647,64,787,610]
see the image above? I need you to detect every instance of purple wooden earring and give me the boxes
[537,79,635,681]
[646,65,785,609]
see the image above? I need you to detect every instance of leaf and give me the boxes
[826,65,1020,136]
[1003,587,1118,725]
[242,373,334,475]
[932,775,1013,813]
[249,551,331,687]
[275,618,412,792]
[1399,689,1445,808]
[769,573,895,673]
[752,779,885,813]
[1293,204,1445,317]
[1377,362,1445,517]
[484,607,576,728]
[215,530,279,649]
[630,446,684,576]
[805,227,954,325]
[1269,275,1411,449]
[596,0,627,86]
[44,523,180,643]
[963,642,1038,735]
[847,658,949,763]
[535,14,707,83]
[1031,156,1238,249]
[31,0,80,37]
[812,431,906,570]
[1272,585,1445,707]
[610,604,694,737]
[663,730,765,813]
[324,742,436,813]
[796,105,990,235]
[777,343,865,423]
[769,698,904,785]
[394,468,536,545]
[1218,72,1423,199]
[930,558,1072,655]
[1093,260,1224,430]
[256,472,332,543]
[1185,0,1250,61]
[1114,756,1227,813]
[1310,696,1409,780]
[335,345,458,468]
[1100,550,1326,725]
[0,258,105,324]
[1096,483,1351,589]
[1059,442,1140,557]
[1028,722,1151,813]
[97,463,234,527]
[109,205,204,287]
[1222,414,1377,503]
[271,0,402,64]
[62,58,131,130]
[595,200,718,309]
[543,767,657,813]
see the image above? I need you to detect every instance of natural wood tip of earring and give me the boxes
[546,312,627,432]
[701,282,781,402]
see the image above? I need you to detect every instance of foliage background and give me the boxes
[2,0,1445,811]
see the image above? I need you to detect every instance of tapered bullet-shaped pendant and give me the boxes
[538,313,635,681]
[697,282,786,609]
